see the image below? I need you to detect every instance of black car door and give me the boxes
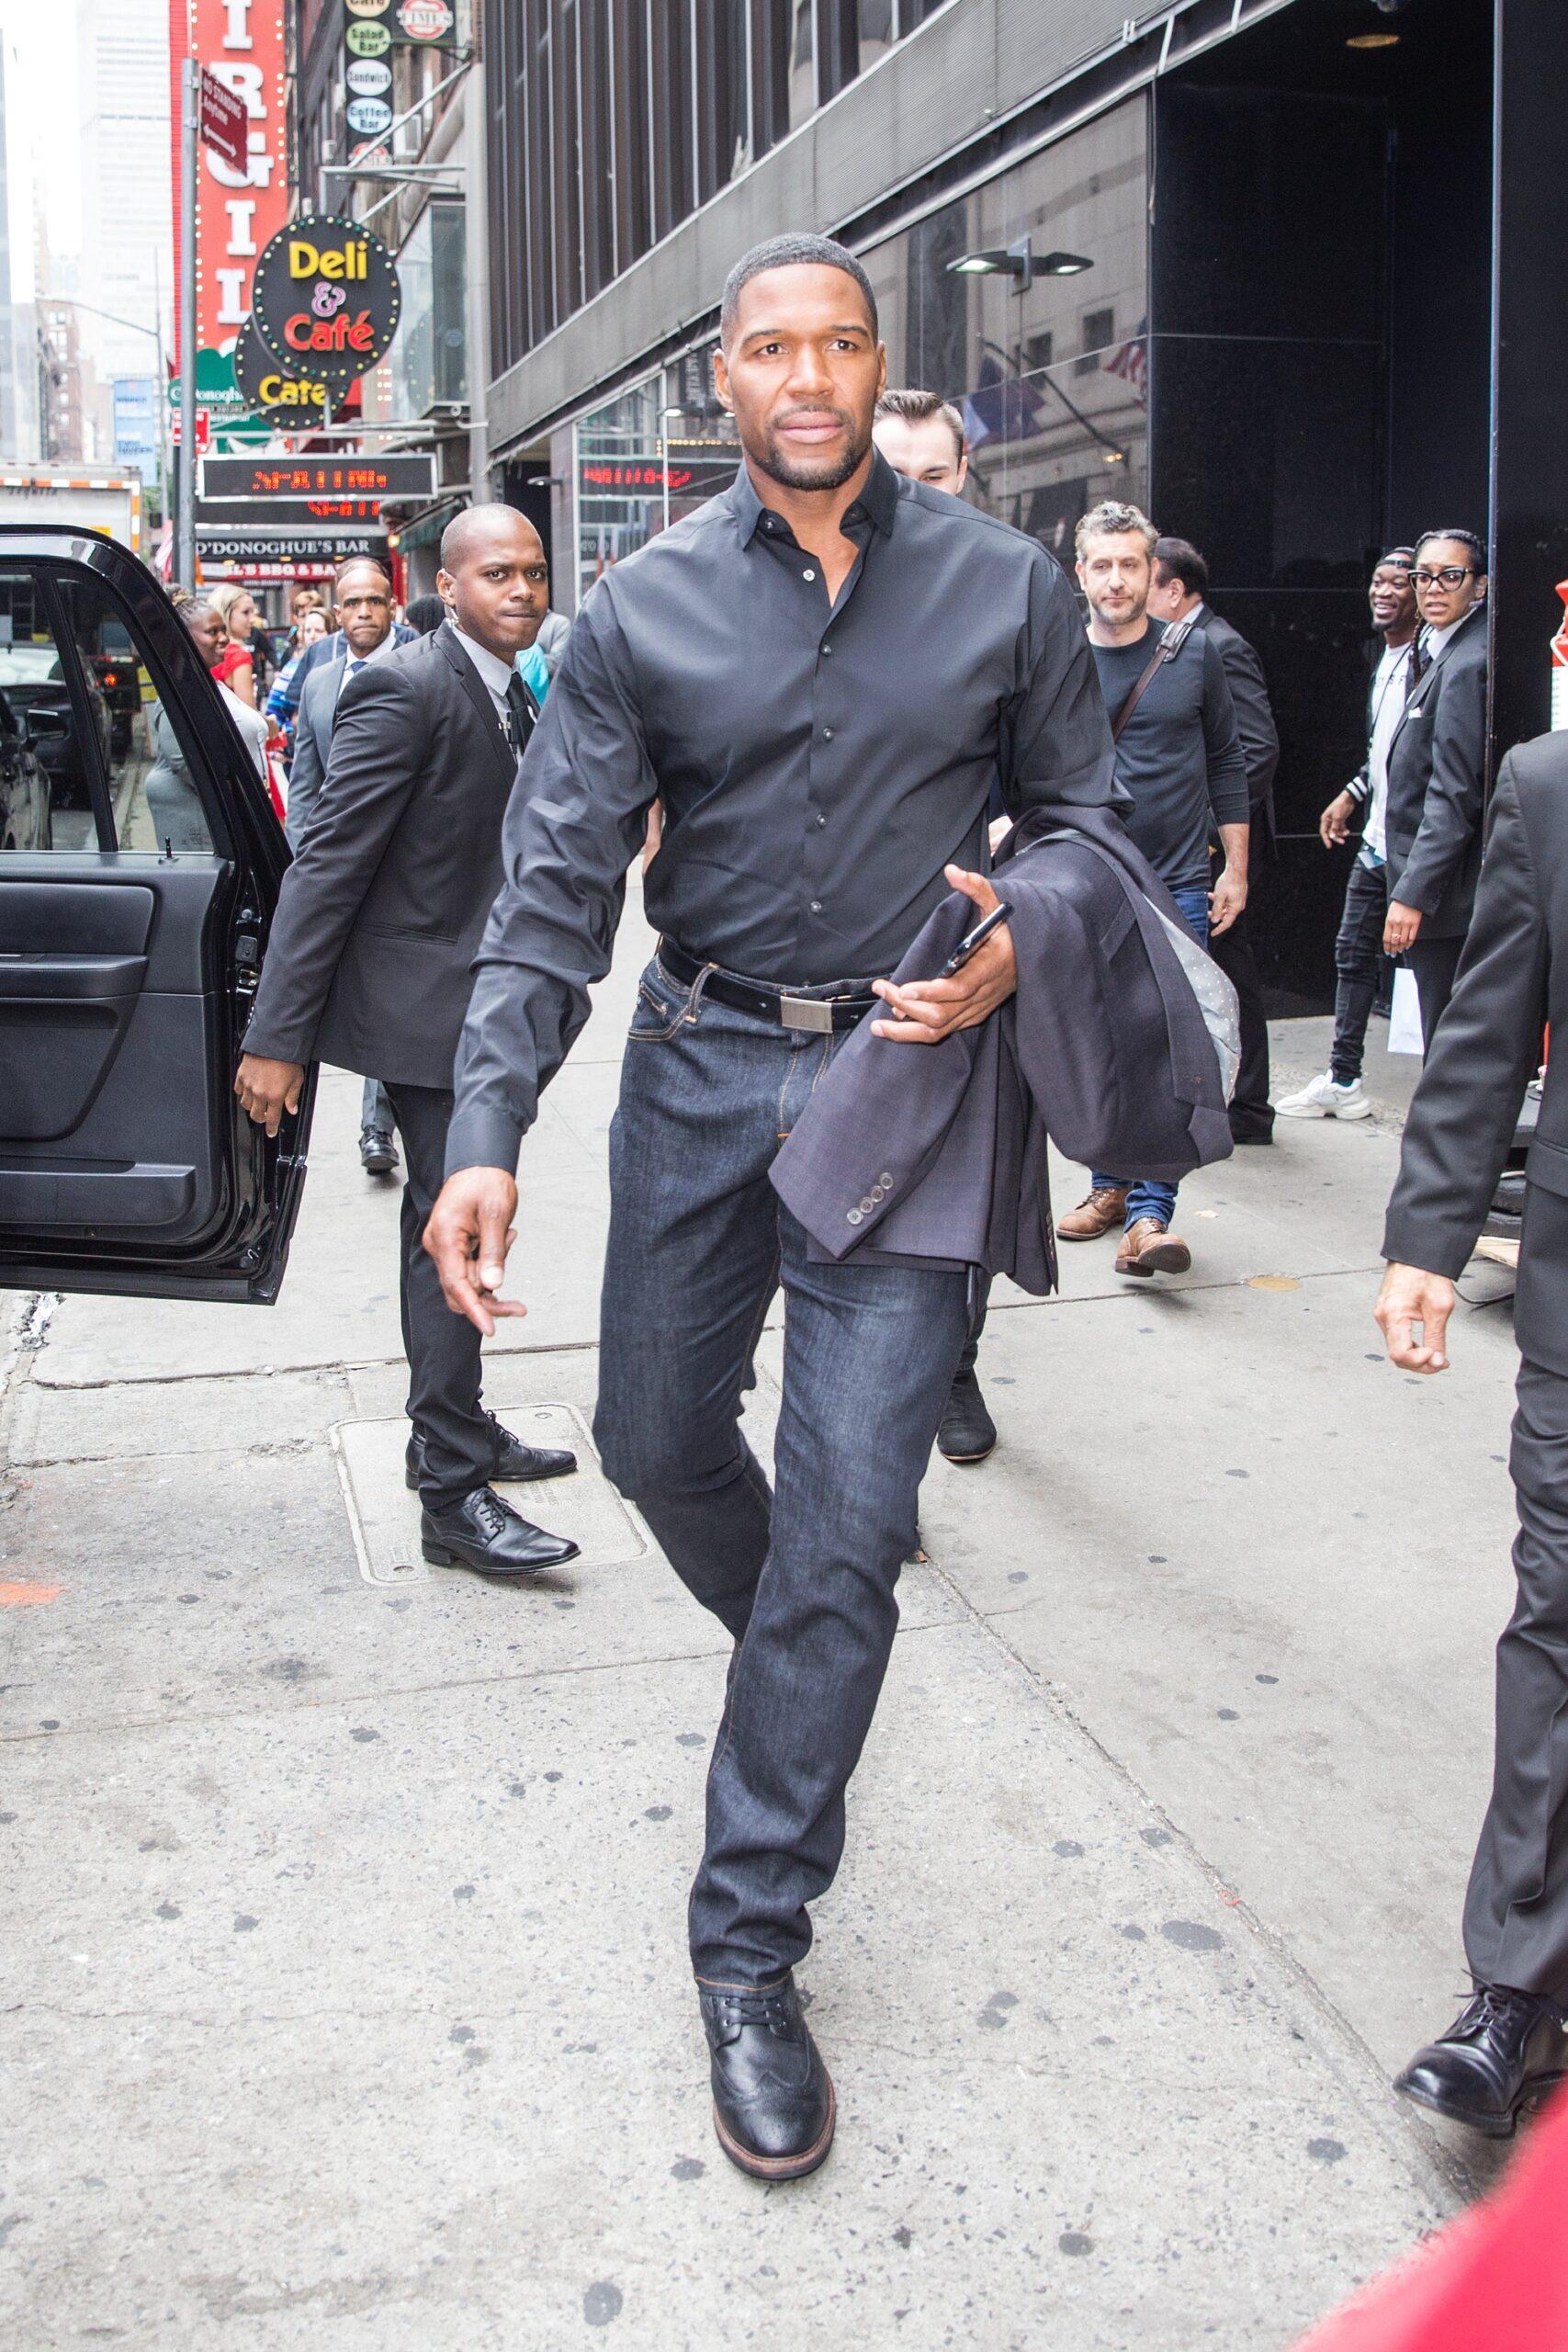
[0,527,315,1303]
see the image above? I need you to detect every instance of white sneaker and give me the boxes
[1275,1071,1371,1121]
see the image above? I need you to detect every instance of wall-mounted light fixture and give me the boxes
[946,238,1094,292]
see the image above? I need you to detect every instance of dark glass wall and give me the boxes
[1150,0,1493,1012]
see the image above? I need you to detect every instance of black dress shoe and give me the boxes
[405,1409,578,1492]
[938,1367,998,1464]
[1394,1984,1568,2138]
[359,1126,399,1176]
[420,1487,580,1577]
[700,1975,835,2181]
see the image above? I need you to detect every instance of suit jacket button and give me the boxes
[847,1208,863,1226]
[880,1172,894,1186]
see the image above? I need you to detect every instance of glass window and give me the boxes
[651,1,695,240]
[697,0,750,201]
[580,0,615,299]
[551,0,585,321]
[0,571,105,854]
[573,360,740,607]
[55,574,216,856]
[750,0,792,157]
[788,0,815,127]
[858,0,895,74]
[611,0,652,276]
[1077,307,1115,375]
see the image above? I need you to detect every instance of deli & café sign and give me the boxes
[250,215,401,377]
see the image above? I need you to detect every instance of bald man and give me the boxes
[236,507,581,1577]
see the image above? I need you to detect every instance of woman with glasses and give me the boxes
[1379,528,1490,1052]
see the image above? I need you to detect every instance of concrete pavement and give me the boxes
[1,885,1528,2346]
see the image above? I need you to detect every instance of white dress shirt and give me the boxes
[1361,639,1414,864]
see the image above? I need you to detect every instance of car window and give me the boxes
[53,574,215,854]
[0,570,99,854]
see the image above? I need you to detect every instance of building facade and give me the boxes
[475,0,1567,1010]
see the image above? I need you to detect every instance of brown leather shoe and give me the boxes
[1056,1184,1129,1240]
[1114,1217,1192,1277]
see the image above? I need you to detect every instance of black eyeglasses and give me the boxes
[1410,566,1478,590]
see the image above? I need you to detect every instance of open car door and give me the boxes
[0,527,315,1304]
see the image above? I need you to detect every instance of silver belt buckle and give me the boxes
[779,994,833,1034]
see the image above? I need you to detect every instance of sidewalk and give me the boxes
[1,888,1521,2347]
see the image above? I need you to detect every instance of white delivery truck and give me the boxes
[0,469,143,553]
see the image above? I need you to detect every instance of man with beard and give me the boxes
[423,233,1117,2178]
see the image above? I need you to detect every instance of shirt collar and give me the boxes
[1423,605,1481,662]
[446,616,515,699]
[729,446,902,548]
[344,627,399,672]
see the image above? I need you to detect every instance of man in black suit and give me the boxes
[1151,535,1280,1144]
[1376,729,1568,2137]
[1377,530,1490,1052]
[234,507,579,1578]
[286,558,416,1180]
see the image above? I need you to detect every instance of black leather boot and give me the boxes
[937,1367,997,1464]
[359,1126,398,1176]
[420,1487,580,1577]
[1394,1984,1568,2137]
[406,1410,578,1492]
[700,1975,835,2180]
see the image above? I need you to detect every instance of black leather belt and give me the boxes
[660,940,877,1034]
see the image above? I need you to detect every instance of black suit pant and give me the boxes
[383,1082,494,1512]
[1209,839,1272,1140]
[1464,1356,1568,2001]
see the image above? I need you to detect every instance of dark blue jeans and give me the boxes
[1093,880,1210,1228]
[594,954,972,1985]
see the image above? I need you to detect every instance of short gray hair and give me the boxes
[1075,500,1157,558]
[720,234,877,346]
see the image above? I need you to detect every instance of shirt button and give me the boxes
[822,727,834,741]
[809,899,822,914]
[816,813,827,828]
[821,642,832,655]
[803,568,816,582]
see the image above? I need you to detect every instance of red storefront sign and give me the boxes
[169,0,288,379]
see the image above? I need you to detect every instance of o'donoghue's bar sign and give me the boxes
[199,455,437,500]
[249,214,401,378]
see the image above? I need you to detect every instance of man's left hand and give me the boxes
[871,865,1016,1046]
[1209,865,1247,938]
[1385,899,1423,955]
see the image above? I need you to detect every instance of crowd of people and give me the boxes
[199,230,1555,2187]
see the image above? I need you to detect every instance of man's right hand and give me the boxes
[1320,790,1357,849]
[423,1167,525,1336]
[1375,1261,1454,1374]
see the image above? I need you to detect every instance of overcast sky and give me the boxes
[3,0,83,300]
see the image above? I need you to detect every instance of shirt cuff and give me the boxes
[444,1103,525,1182]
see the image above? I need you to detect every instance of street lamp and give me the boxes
[658,402,682,535]
[946,239,1094,291]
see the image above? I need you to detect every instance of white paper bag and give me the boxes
[1388,964,1425,1056]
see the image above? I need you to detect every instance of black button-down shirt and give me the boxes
[447,448,1118,1172]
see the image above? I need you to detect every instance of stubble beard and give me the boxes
[753,415,872,495]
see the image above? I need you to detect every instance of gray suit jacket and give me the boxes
[1199,605,1279,830]
[772,804,1235,1293]
[1383,603,1489,937]
[1383,732,1566,1371]
[284,653,344,851]
[244,627,535,1090]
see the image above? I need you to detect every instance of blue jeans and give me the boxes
[595,954,972,1984]
[1093,880,1210,1228]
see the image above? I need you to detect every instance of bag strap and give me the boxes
[1111,612,1199,742]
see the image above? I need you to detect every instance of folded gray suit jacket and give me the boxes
[771,804,1236,1294]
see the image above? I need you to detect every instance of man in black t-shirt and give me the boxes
[1060,500,1248,1276]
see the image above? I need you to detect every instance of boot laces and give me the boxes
[470,1489,511,1539]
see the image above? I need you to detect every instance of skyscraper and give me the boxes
[77,0,170,379]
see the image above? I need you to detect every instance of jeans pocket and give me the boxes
[627,957,696,1042]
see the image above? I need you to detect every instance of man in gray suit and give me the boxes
[235,508,579,1578]
[1151,535,1280,1145]
[1377,727,1568,2137]
[287,559,416,1178]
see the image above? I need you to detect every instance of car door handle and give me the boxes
[0,955,148,1000]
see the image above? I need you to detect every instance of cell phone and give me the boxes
[939,900,1010,979]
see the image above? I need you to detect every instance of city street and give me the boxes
[0,876,1528,2346]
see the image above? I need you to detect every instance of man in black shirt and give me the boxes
[424,234,1118,2179]
[1060,501,1247,1275]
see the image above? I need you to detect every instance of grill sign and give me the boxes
[345,57,391,94]
[249,214,401,379]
